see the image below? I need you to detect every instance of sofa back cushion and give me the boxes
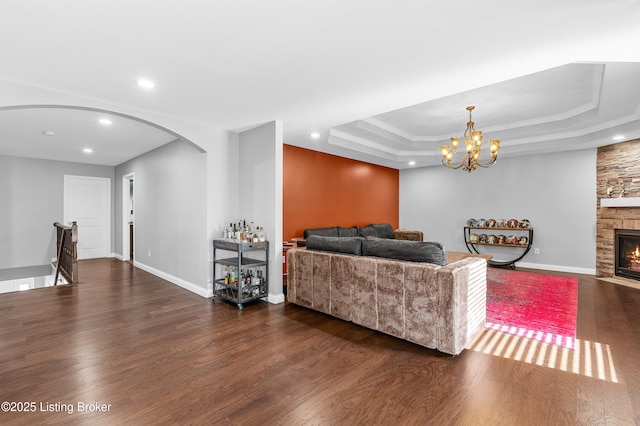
[304,226,340,239]
[371,223,395,239]
[357,223,394,239]
[357,225,377,238]
[362,236,446,265]
[338,226,359,237]
[306,235,365,255]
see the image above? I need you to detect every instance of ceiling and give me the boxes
[1,1,639,169]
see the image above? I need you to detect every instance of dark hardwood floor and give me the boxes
[1,259,639,425]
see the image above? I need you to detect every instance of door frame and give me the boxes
[122,172,135,262]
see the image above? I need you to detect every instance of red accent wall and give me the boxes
[283,145,399,241]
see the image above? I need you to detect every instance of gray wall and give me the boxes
[0,155,114,270]
[114,139,208,290]
[400,148,597,273]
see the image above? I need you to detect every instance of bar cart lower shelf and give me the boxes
[213,239,269,309]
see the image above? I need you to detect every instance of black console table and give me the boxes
[464,224,534,269]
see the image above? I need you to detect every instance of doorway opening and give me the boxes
[122,173,135,263]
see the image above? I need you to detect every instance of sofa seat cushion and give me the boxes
[306,235,365,255]
[362,236,446,265]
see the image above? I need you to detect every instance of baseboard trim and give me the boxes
[133,260,213,298]
[515,262,595,275]
[268,293,285,304]
[117,259,285,302]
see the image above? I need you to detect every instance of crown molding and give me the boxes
[357,117,417,144]
[356,64,606,144]
[504,113,640,146]
[328,129,437,161]
[329,110,640,161]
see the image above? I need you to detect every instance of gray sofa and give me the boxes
[286,244,487,355]
[292,223,424,247]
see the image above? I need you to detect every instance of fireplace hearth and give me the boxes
[615,229,640,281]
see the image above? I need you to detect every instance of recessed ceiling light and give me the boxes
[136,78,155,89]
[612,135,625,141]
[83,148,93,153]
[408,161,416,166]
[43,130,55,136]
[310,132,320,139]
[99,118,112,125]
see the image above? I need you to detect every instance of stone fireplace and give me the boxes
[596,140,640,280]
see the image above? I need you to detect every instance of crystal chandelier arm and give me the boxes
[441,137,472,170]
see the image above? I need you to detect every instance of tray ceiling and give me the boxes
[1,1,639,168]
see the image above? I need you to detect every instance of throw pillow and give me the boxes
[362,236,446,265]
[306,235,365,255]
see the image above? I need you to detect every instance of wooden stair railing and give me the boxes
[53,221,78,284]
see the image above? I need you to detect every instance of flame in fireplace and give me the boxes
[636,245,640,257]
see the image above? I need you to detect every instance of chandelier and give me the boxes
[440,106,500,172]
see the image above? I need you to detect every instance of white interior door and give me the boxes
[64,175,111,259]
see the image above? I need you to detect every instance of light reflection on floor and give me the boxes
[485,321,575,349]
[467,328,619,383]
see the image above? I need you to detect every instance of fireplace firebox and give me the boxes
[615,229,640,280]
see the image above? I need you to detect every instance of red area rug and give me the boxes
[486,268,579,349]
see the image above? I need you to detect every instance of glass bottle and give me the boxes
[224,266,230,284]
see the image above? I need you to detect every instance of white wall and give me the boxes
[238,121,284,302]
[0,155,114,270]
[400,149,597,274]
